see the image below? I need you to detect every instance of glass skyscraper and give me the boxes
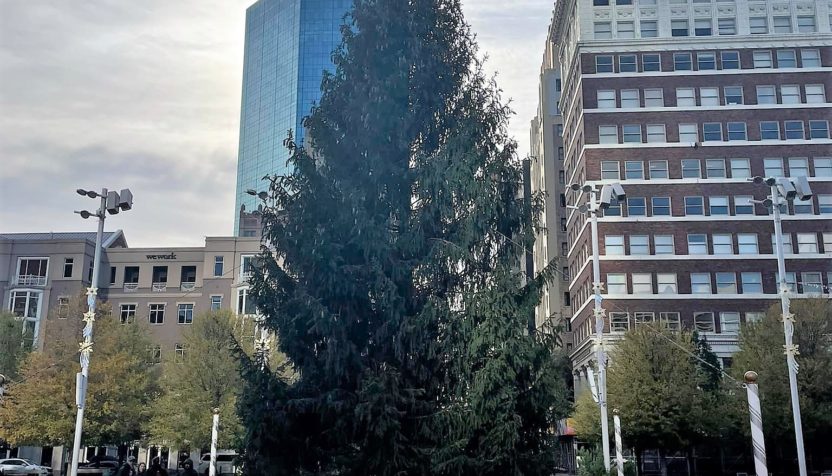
[234,0,352,235]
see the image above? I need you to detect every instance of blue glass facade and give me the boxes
[234,0,352,235]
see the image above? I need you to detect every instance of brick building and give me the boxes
[543,0,831,391]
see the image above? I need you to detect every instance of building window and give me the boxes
[710,196,729,215]
[630,235,649,255]
[595,22,612,39]
[718,18,736,35]
[703,123,722,141]
[610,313,630,332]
[619,55,637,73]
[593,0,609,5]
[749,17,767,34]
[713,233,733,254]
[694,312,716,332]
[655,235,674,254]
[788,157,809,177]
[691,273,712,294]
[241,255,256,279]
[56,296,70,319]
[780,85,800,104]
[622,124,642,143]
[605,197,622,217]
[734,196,754,215]
[177,303,194,324]
[816,158,832,177]
[632,273,653,294]
[671,20,689,37]
[596,55,614,73]
[764,158,784,177]
[210,295,223,310]
[643,53,661,71]
[772,16,792,34]
[174,344,186,363]
[741,273,763,293]
[727,122,747,141]
[721,51,740,69]
[621,89,640,108]
[706,159,726,178]
[805,85,826,104]
[634,312,655,326]
[760,121,780,140]
[676,89,696,108]
[801,272,823,294]
[627,197,646,216]
[652,197,671,216]
[120,304,137,324]
[657,273,677,294]
[214,256,224,277]
[640,20,658,38]
[605,235,625,255]
[685,197,704,215]
[784,121,805,140]
[793,198,813,215]
[724,86,743,105]
[720,312,741,333]
[558,171,565,184]
[773,233,794,254]
[777,50,797,68]
[660,312,681,331]
[688,234,708,254]
[818,195,832,214]
[149,303,165,324]
[63,258,74,278]
[237,288,257,315]
[756,85,776,104]
[797,233,818,253]
[607,274,627,294]
[617,21,635,38]
[776,272,798,293]
[148,345,162,364]
[746,312,765,324]
[597,90,616,109]
[682,159,701,178]
[646,124,666,143]
[16,258,48,287]
[649,160,668,179]
[801,49,821,67]
[678,124,698,143]
[737,234,759,254]
[624,161,644,179]
[644,88,663,107]
[699,87,719,106]
[753,51,772,68]
[673,53,692,71]
[601,160,620,180]
[599,126,619,144]
[809,121,830,139]
[729,158,751,178]
[796,15,816,33]
[716,272,737,293]
[697,52,716,70]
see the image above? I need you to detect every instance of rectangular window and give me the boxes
[764,159,784,179]
[694,312,716,332]
[16,258,48,286]
[646,124,666,143]
[177,303,194,324]
[674,53,692,71]
[738,234,759,254]
[619,55,637,73]
[149,303,165,325]
[241,255,256,279]
[797,233,818,253]
[794,198,813,215]
[706,159,726,178]
[797,16,816,33]
[724,86,743,105]
[721,51,740,69]
[703,123,722,141]
[213,256,224,277]
[174,344,186,363]
[694,19,712,36]
[632,273,653,294]
[597,90,616,108]
[801,49,821,67]
[644,88,664,107]
[109,266,117,285]
[660,312,681,331]
[679,123,698,142]
[148,345,162,364]
[124,266,140,284]
[210,295,223,311]
[657,273,677,294]
[741,273,763,293]
[720,312,741,333]
[630,235,649,255]
[753,51,772,68]
[713,233,733,254]
[624,161,644,180]
[746,312,765,324]
[594,0,609,5]
[610,313,630,332]
[643,53,661,71]
[816,158,832,177]
[806,85,826,104]
[749,17,767,34]
[773,233,794,254]
[682,159,701,178]
[801,272,823,294]
[634,312,655,326]
[734,195,754,215]
[700,87,719,106]
[622,124,642,143]
[63,258,73,278]
[601,161,620,179]
[655,235,675,254]
[710,196,729,215]
[776,271,798,293]
[621,89,640,108]
[652,197,671,216]
[716,272,737,294]
[691,273,712,294]
[809,121,830,139]
[777,50,797,68]
[789,157,809,177]
[781,85,801,104]
[596,55,614,73]
[685,197,704,215]
[784,121,805,140]
[697,52,716,70]
[605,235,625,255]
[595,22,613,39]
[648,160,668,179]
[718,18,736,35]
[627,197,647,216]
[640,20,658,38]
[617,21,635,38]
[772,16,792,34]
[671,20,689,37]
[688,234,708,254]
[818,195,832,214]
[729,158,751,178]
[607,274,628,294]
[760,121,780,140]
[727,122,747,141]
[599,125,619,144]
[120,304,137,324]
[756,85,776,104]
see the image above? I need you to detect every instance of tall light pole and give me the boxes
[69,187,133,476]
[751,175,811,476]
[569,182,626,472]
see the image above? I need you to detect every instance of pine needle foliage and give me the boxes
[240,0,569,474]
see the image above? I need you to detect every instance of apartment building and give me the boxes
[546,0,832,390]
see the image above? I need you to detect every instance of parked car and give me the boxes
[0,459,50,476]
[195,452,237,476]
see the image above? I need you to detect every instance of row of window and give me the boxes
[595,84,827,109]
[594,16,820,40]
[602,311,763,335]
[146,343,187,364]
[594,49,822,74]
[603,271,829,296]
[597,120,830,144]
[603,232,832,256]
[599,194,832,217]
[108,256,255,286]
[599,157,832,181]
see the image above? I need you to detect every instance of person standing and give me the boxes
[179,460,198,476]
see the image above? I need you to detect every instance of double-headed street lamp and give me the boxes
[569,181,626,473]
[69,187,133,476]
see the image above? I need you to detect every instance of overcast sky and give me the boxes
[0,0,553,247]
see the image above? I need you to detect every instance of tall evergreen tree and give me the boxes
[241,0,569,474]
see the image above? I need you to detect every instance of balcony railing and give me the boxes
[152,282,168,292]
[123,283,139,292]
[180,282,197,292]
[15,275,47,287]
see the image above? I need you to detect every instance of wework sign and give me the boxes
[146,253,177,260]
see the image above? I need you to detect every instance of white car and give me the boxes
[195,452,237,476]
[0,459,50,476]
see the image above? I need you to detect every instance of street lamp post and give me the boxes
[569,182,626,472]
[69,187,133,476]
[752,175,812,476]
